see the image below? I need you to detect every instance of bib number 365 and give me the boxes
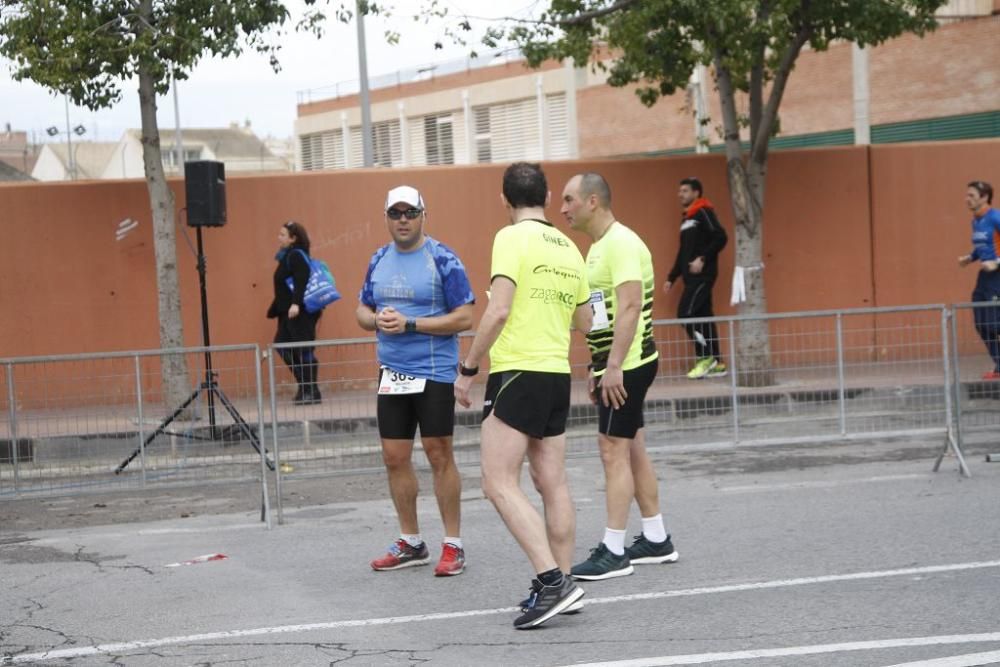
[378,368,427,395]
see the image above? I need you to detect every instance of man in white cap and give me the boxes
[356,185,476,576]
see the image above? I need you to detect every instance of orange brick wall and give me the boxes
[576,84,695,158]
[1,140,998,362]
[577,16,999,155]
[868,17,999,124]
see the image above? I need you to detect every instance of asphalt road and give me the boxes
[2,438,999,666]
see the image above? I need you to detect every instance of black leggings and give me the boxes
[973,270,1000,372]
[275,313,320,392]
[678,280,721,361]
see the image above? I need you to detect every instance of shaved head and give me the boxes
[576,172,611,208]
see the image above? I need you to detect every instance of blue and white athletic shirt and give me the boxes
[969,207,1000,264]
[359,237,475,383]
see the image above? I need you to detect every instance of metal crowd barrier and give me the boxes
[4,304,995,520]
[948,302,1000,467]
[1,345,271,527]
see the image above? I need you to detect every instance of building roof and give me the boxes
[0,160,34,181]
[126,127,277,160]
[44,141,120,179]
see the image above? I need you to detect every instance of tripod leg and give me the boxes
[212,386,275,471]
[116,386,203,474]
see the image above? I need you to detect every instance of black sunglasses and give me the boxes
[387,208,423,220]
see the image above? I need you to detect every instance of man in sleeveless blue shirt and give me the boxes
[357,185,475,576]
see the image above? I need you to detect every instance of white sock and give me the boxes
[401,533,423,548]
[443,536,462,549]
[641,514,667,543]
[603,527,627,555]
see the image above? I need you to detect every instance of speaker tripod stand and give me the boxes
[115,224,274,476]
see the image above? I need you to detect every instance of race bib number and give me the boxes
[589,290,610,331]
[378,367,427,395]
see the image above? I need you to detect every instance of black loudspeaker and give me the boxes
[184,160,227,227]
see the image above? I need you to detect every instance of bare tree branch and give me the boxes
[557,0,643,26]
[751,25,811,164]
[748,0,770,149]
[452,0,641,28]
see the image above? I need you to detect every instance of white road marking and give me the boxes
[35,522,264,543]
[578,559,1000,608]
[881,649,1000,666]
[555,635,1000,667]
[7,559,1000,664]
[719,473,928,493]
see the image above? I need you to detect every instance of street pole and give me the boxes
[172,73,184,171]
[356,0,374,167]
[852,43,871,145]
[64,96,75,180]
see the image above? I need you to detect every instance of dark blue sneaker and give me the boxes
[519,594,583,614]
[624,533,679,565]
[570,543,634,580]
[514,577,584,629]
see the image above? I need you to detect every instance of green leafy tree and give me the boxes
[1,0,290,407]
[501,0,946,385]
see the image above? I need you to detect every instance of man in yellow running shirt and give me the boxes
[561,172,679,581]
[455,162,592,629]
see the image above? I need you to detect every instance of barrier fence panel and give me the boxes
[637,318,736,451]
[0,345,270,508]
[951,302,1000,451]
[2,304,977,511]
[638,306,953,451]
[840,306,949,439]
[268,337,381,480]
[732,311,846,445]
[268,335,503,522]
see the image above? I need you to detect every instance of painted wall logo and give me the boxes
[115,218,139,241]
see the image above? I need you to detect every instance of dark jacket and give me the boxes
[267,246,311,320]
[668,198,728,284]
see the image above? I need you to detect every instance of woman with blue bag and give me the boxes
[268,220,323,405]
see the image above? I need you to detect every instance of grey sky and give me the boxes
[0,1,541,143]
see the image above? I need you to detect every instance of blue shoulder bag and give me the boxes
[285,248,341,314]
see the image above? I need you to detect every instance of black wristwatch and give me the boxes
[459,362,479,377]
[405,318,417,333]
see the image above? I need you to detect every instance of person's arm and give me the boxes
[454,276,514,408]
[572,301,593,333]
[356,249,382,330]
[462,276,513,371]
[287,250,310,318]
[376,304,474,335]
[356,303,378,331]
[666,233,684,290]
[599,280,641,409]
[696,208,728,261]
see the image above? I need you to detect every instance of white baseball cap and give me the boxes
[385,185,425,211]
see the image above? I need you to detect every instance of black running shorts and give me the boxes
[593,357,658,439]
[376,372,456,440]
[483,370,571,439]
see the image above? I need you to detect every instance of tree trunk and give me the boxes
[715,57,774,387]
[731,157,774,387]
[137,58,191,412]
